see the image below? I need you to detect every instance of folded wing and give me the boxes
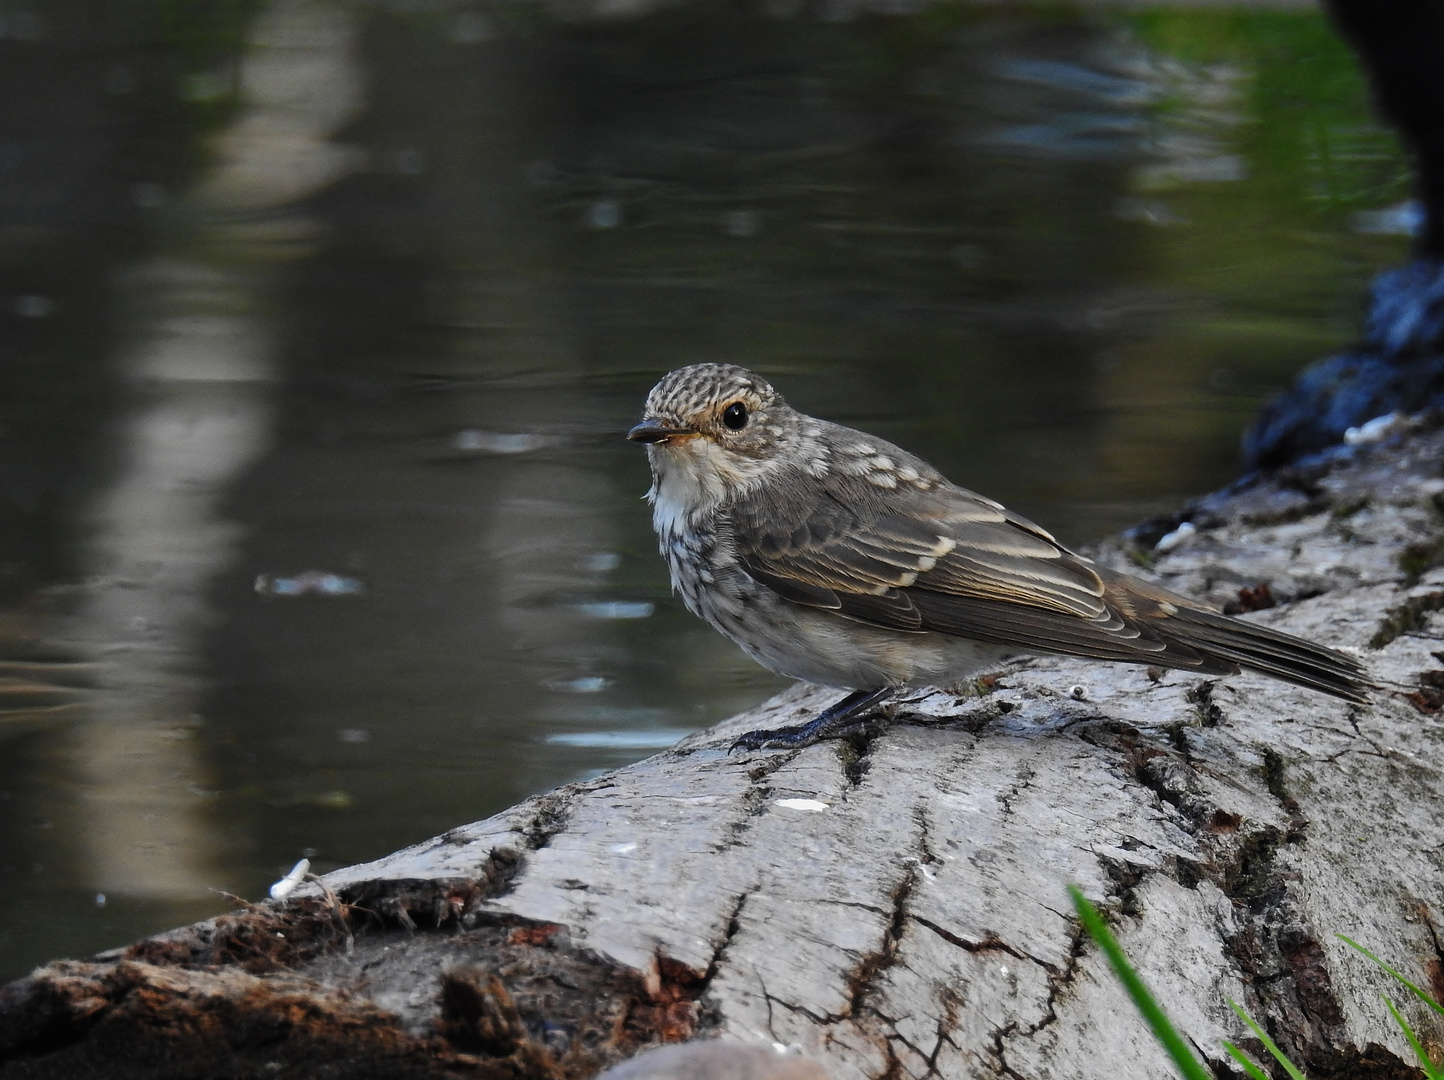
[729,465,1368,701]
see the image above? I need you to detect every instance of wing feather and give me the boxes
[731,468,1109,628]
[727,459,1369,702]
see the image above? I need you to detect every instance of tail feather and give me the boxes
[1161,606,1371,703]
[1093,566,1373,703]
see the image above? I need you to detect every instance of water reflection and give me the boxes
[61,0,367,902]
[0,1,1410,977]
[0,0,368,960]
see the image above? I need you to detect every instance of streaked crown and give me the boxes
[643,364,777,426]
[632,363,797,460]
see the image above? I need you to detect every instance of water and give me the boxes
[0,0,1410,978]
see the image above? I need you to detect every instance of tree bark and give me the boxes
[5,418,1444,1080]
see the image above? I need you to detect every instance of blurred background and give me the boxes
[0,0,1413,978]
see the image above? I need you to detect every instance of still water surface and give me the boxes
[0,0,1410,977]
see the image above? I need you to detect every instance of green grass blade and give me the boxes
[1228,1000,1307,1080]
[1068,885,1213,1080]
[1383,996,1444,1080]
[1338,934,1444,1018]
[1222,1040,1274,1080]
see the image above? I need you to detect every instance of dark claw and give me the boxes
[728,687,894,752]
[731,728,800,752]
[730,720,825,752]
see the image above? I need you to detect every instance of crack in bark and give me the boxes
[1050,709,1113,734]
[1097,853,1152,918]
[1370,590,1444,649]
[989,1021,1029,1080]
[763,991,836,1028]
[1194,1042,1236,1080]
[844,864,917,1021]
[1343,708,1391,759]
[1260,749,1305,827]
[875,1036,904,1080]
[914,805,938,868]
[713,821,938,1073]
[816,899,892,916]
[1129,739,1205,824]
[717,752,800,852]
[1322,711,1387,762]
[995,763,1037,819]
[1015,920,1088,1039]
[840,727,884,788]
[1084,721,1221,893]
[746,752,799,785]
[882,1028,933,1080]
[1187,680,1226,728]
[911,916,1034,966]
[522,787,582,851]
[701,892,750,989]
[1325,745,1391,763]
[1204,758,1313,1051]
[800,815,941,1077]
[924,988,962,1078]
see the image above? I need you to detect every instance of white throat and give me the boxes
[646,438,777,539]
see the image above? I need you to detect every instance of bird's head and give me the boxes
[629,363,802,508]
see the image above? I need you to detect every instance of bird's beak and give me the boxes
[628,421,694,445]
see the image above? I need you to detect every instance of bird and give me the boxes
[627,363,1373,750]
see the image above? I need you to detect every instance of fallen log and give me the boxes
[5,416,1444,1080]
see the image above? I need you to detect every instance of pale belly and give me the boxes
[677,552,1008,689]
[659,510,1012,691]
[723,598,1013,690]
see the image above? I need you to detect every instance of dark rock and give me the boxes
[1244,260,1444,468]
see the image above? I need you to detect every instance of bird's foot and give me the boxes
[730,715,888,751]
[730,687,893,752]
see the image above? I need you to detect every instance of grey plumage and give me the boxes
[629,363,1371,746]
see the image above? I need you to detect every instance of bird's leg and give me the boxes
[730,687,895,752]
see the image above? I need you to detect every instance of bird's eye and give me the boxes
[722,401,748,430]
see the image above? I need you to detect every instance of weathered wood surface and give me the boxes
[5,418,1444,1079]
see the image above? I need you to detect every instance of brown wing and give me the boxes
[728,464,1370,700]
[730,468,1183,660]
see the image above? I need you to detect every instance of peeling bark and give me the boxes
[8,420,1444,1079]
